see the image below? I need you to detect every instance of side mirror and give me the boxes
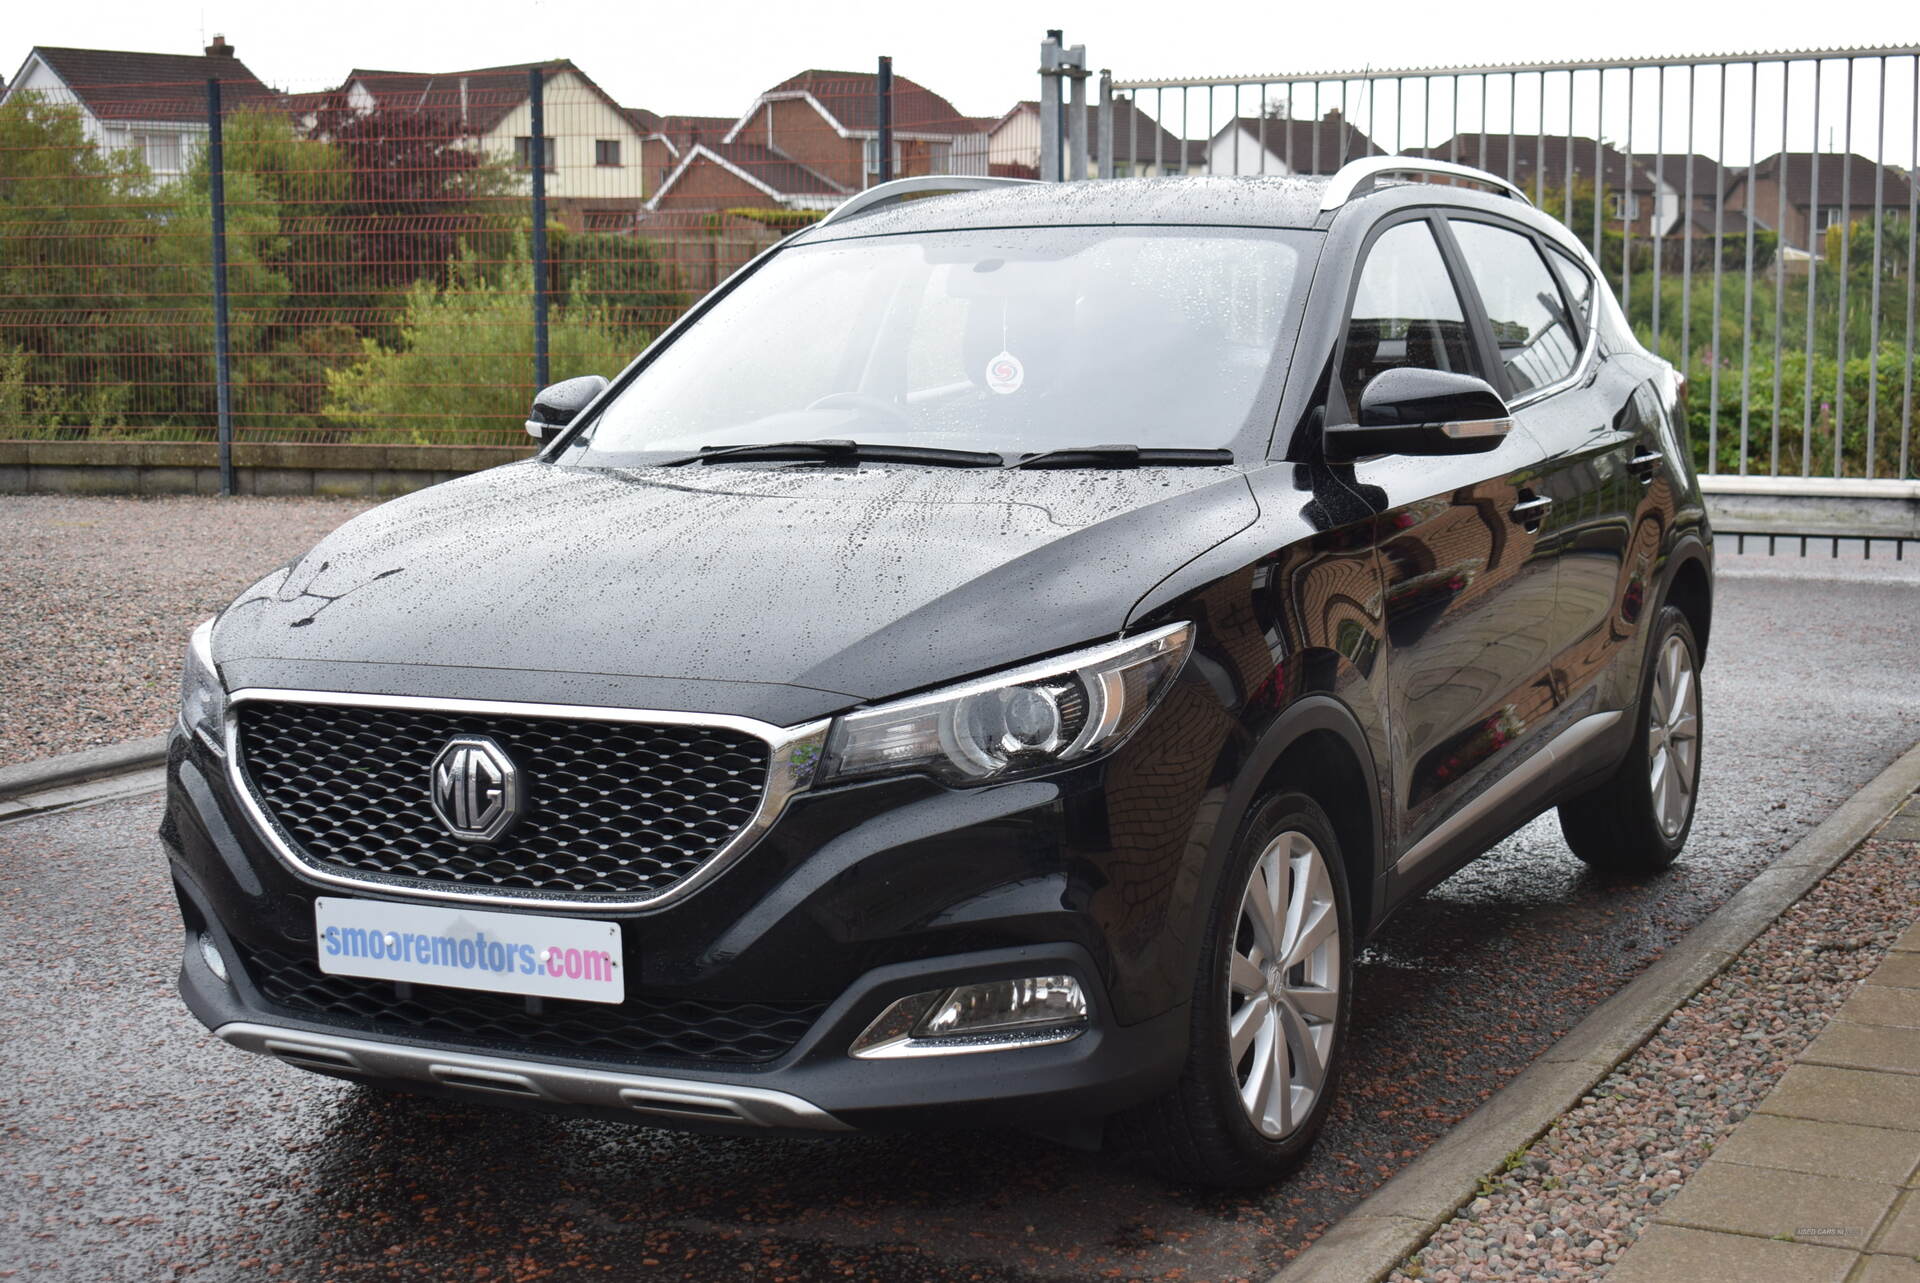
[1323,368,1512,461]
[526,374,609,441]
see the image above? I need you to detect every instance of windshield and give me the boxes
[564,225,1314,464]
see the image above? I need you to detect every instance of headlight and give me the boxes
[819,622,1194,787]
[179,618,226,747]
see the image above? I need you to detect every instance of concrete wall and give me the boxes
[0,442,533,498]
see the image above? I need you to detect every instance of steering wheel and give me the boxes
[806,392,909,425]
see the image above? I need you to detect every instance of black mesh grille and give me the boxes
[239,943,823,1065]
[235,700,770,901]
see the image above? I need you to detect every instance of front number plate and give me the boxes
[314,897,624,1004]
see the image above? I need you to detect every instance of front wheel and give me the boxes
[1112,792,1352,1187]
[1559,605,1703,873]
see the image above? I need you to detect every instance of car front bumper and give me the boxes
[161,706,1214,1135]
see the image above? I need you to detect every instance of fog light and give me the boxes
[850,975,1088,1059]
[198,931,230,984]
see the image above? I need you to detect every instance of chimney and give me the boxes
[205,34,234,58]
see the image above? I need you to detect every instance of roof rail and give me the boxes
[815,175,1042,227]
[1319,156,1533,211]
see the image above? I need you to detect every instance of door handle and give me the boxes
[1509,493,1554,529]
[1628,450,1663,483]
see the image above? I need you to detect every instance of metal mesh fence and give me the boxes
[0,63,991,454]
[9,48,1913,483]
[1108,47,1920,481]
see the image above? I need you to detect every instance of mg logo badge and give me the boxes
[429,736,523,843]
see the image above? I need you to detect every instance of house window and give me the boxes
[594,139,621,167]
[1606,191,1639,220]
[863,137,903,183]
[136,131,183,173]
[927,141,951,176]
[1816,205,1845,231]
[514,136,555,171]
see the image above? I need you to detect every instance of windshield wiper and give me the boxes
[1003,445,1236,469]
[658,440,1006,468]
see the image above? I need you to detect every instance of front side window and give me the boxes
[1450,220,1580,396]
[1337,219,1483,416]
[570,226,1314,463]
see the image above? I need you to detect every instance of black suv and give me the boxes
[165,161,1711,1186]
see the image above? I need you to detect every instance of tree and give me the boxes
[0,92,156,434]
[323,247,636,445]
[311,101,518,296]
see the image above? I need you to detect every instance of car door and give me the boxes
[1446,220,1653,712]
[1328,214,1563,894]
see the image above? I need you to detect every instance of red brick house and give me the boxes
[1725,152,1915,255]
[647,68,987,212]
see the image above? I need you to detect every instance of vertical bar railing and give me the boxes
[1109,47,1920,483]
[528,66,550,393]
[1803,64,1822,476]
[1651,69,1664,350]
[1770,60,1789,475]
[1622,67,1635,315]
[1905,55,1918,480]
[1739,61,1757,473]
[1834,57,1855,476]
[1720,63,1735,470]
[1867,55,1886,476]
[1681,64,1695,378]
[206,78,234,496]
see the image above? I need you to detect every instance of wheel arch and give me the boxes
[1209,695,1385,938]
[1662,534,1713,663]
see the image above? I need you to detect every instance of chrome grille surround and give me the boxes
[223,688,830,912]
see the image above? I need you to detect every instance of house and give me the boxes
[1411,134,1669,236]
[1207,109,1384,176]
[988,96,1194,178]
[727,68,982,189]
[1,38,275,184]
[632,113,740,197]
[1725,152,1916,255]
[645,140,848,213]
[647,68,990,212]
[331,59,656,224]
[1642,154,1728,236]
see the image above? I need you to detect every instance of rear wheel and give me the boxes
[1559,605,1702,872]
[1114,792,1352,1187]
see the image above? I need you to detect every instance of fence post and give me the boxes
[529,66,550,393]
[1097,70,1114,179]
[1066,47,1089,180]
[876,56,893,183]
[206,78,234,497]
[1039,32,1064,181]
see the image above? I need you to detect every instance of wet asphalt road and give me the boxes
[4,548,1917,1283]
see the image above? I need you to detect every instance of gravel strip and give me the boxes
[0,494,374,768]
[1389,830,1920,1283]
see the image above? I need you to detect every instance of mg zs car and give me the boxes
[164,159,1711,1186]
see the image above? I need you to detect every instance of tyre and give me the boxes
[1113,791,1352,1187]
[1559,605,1702,873]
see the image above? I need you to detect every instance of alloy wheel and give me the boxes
[1226,830,1341,1139]
[1647,633,1701,839]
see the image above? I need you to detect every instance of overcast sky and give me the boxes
[6,0,1910,114]
[7,0,1915,160]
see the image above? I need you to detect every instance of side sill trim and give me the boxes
[1394,710,1624,878]
[216,1021,851,1130]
